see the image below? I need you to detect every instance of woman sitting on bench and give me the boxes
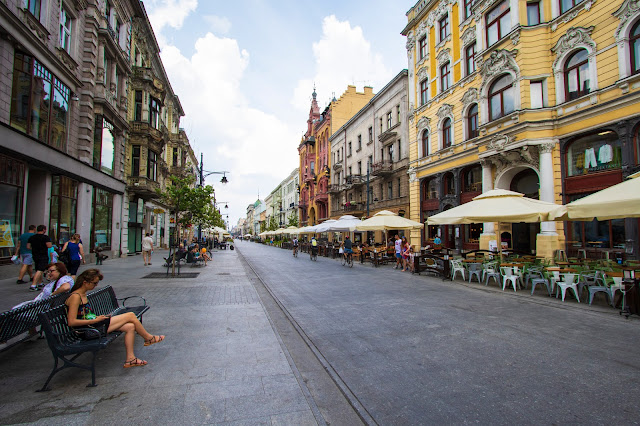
[13,262,73,309]
[65,269,165,369]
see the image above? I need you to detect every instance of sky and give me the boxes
[143,0,416,229]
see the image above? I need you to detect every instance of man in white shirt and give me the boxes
[142,233,154,266]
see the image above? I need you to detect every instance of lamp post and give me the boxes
[198,153,229,241]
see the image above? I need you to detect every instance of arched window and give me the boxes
[564,49,590,101]
[463,165,482,192]
[467,104,479,140]
[442,118,452,148]
[489,74,515,121]
[421,129,430,157]
[443,172,455,195]
[422,178,438,199]
[631,21,640,75]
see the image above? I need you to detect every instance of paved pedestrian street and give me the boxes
[1,242,640,425]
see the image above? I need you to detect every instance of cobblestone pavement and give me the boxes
[237,242,640,425]
[0,247,324,425]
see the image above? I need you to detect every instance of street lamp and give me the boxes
[197,153,230,240]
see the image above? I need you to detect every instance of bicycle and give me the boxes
[310,247,318,261]
[341,251,353,268]
[292,246,298,257]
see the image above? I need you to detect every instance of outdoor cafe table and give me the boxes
[500,263,525,268]
[546,267,578,273]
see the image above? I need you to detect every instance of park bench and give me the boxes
[0,292,70,352]
[37,285,148,391]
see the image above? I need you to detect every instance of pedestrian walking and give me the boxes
[61,234,85,279]
[14,225,36,284]
[27,225,52,291]
[142,233,154,265]
[394,234,402,269]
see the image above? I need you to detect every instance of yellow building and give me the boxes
[298,86,374,226]
[402,0,640,259]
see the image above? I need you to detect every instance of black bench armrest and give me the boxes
[118,296,147,308]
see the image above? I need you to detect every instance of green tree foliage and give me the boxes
[268,215,278,231]
[287,211,299,227]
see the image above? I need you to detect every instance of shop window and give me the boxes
[421,130,430,157]
[419,36,427,60]
[467,104,479,140]
[560,0,584,14]
[565,49,590,101]
[442,118,452,148]
[49,176,78,246]
[466,43,476,76]
[486,1,511,46]
[489,74,515,121]
[464,223,483,245]
[0,155,25,259]
[566,131,622,176]
[93,116,115,176]
[566,194,625,249]
[631,21,640,75]
[10,53,70,150]
[463,165,482,192]
[92,188,113,251]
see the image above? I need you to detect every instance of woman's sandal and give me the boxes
[144,335,165,346]
[123,357,147,368]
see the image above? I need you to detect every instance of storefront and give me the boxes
[49,175,78,246]
[91,188,113,251]
[0,154,25,261]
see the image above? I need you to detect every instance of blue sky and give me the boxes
[143,0,416,228]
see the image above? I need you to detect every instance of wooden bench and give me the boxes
[37,285,149,391]
[0,292,70,352]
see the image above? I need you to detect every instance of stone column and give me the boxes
[479,159,496,251]
[538,142,557,235]
[536,142,561,260]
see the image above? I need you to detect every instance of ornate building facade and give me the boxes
[403,0,640,258]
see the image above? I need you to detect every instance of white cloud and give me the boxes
[203,15,232,35]
[146,0,197,32]
[292,15,392,112]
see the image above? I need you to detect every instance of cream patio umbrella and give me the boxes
[283,226,299,235]
[426,189,562,258]
[313,220,338,233]
[356,210,424,231]
[549,171,640,221]
[327,215,362,232]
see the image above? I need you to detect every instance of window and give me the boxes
[368,127,373,142]
[444,173,455,195]
[27,0,41,20]
[633,21,640,75]
[489,74,515,120]
[419,36,427,60]
[134,91,143,121]
[464,0,477,20]
[0,155,25,259]
[149,97,160,129]
[388,182,393,199]
[463,166,482,192]
[467,104,479,139]
[92,188,113,251]
[442,118,452,148]
[560,0,584,14]
[397,139,401,160]
[173,147,179,166]
[397,105,401,123]
[131,146,140,176]
[424,178,438,199]
[387,112,392,129]
[49,175,78,246]
[530,80,545,108]
[358,161,362,175]
[379,183,384,200]
[10,53,70,150]
[527,2,541,25]
[388,144,394,162]
[397,178,401,198]
[358,134,362,150]
[60,5,72,53]
[486,1,511,46]
[147,150,158,181]
[566,131,621,177]
[420,79,429,105]
[439,15,450,42]
[564,49,590,101]
[441,62,451,91]
[93,116,115,176]
[380,117,383,133]
[421,130,430,157]
[466,43,476,76]
[348,141,352,156]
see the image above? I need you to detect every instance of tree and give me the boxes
[268,215,278,231]
[156,175,220,274]
[287,211,299,227]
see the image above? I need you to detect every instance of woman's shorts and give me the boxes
[67,259,81,275]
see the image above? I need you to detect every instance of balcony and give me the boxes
[378,123,399,145]
[371,160,393,176]
[298,201,308,210]
[127,176,160,199]
[303,172,316,184]
[345,174,365,188]
[328,184,343,193]
[333,160,343,171]
[316,191,328,203]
